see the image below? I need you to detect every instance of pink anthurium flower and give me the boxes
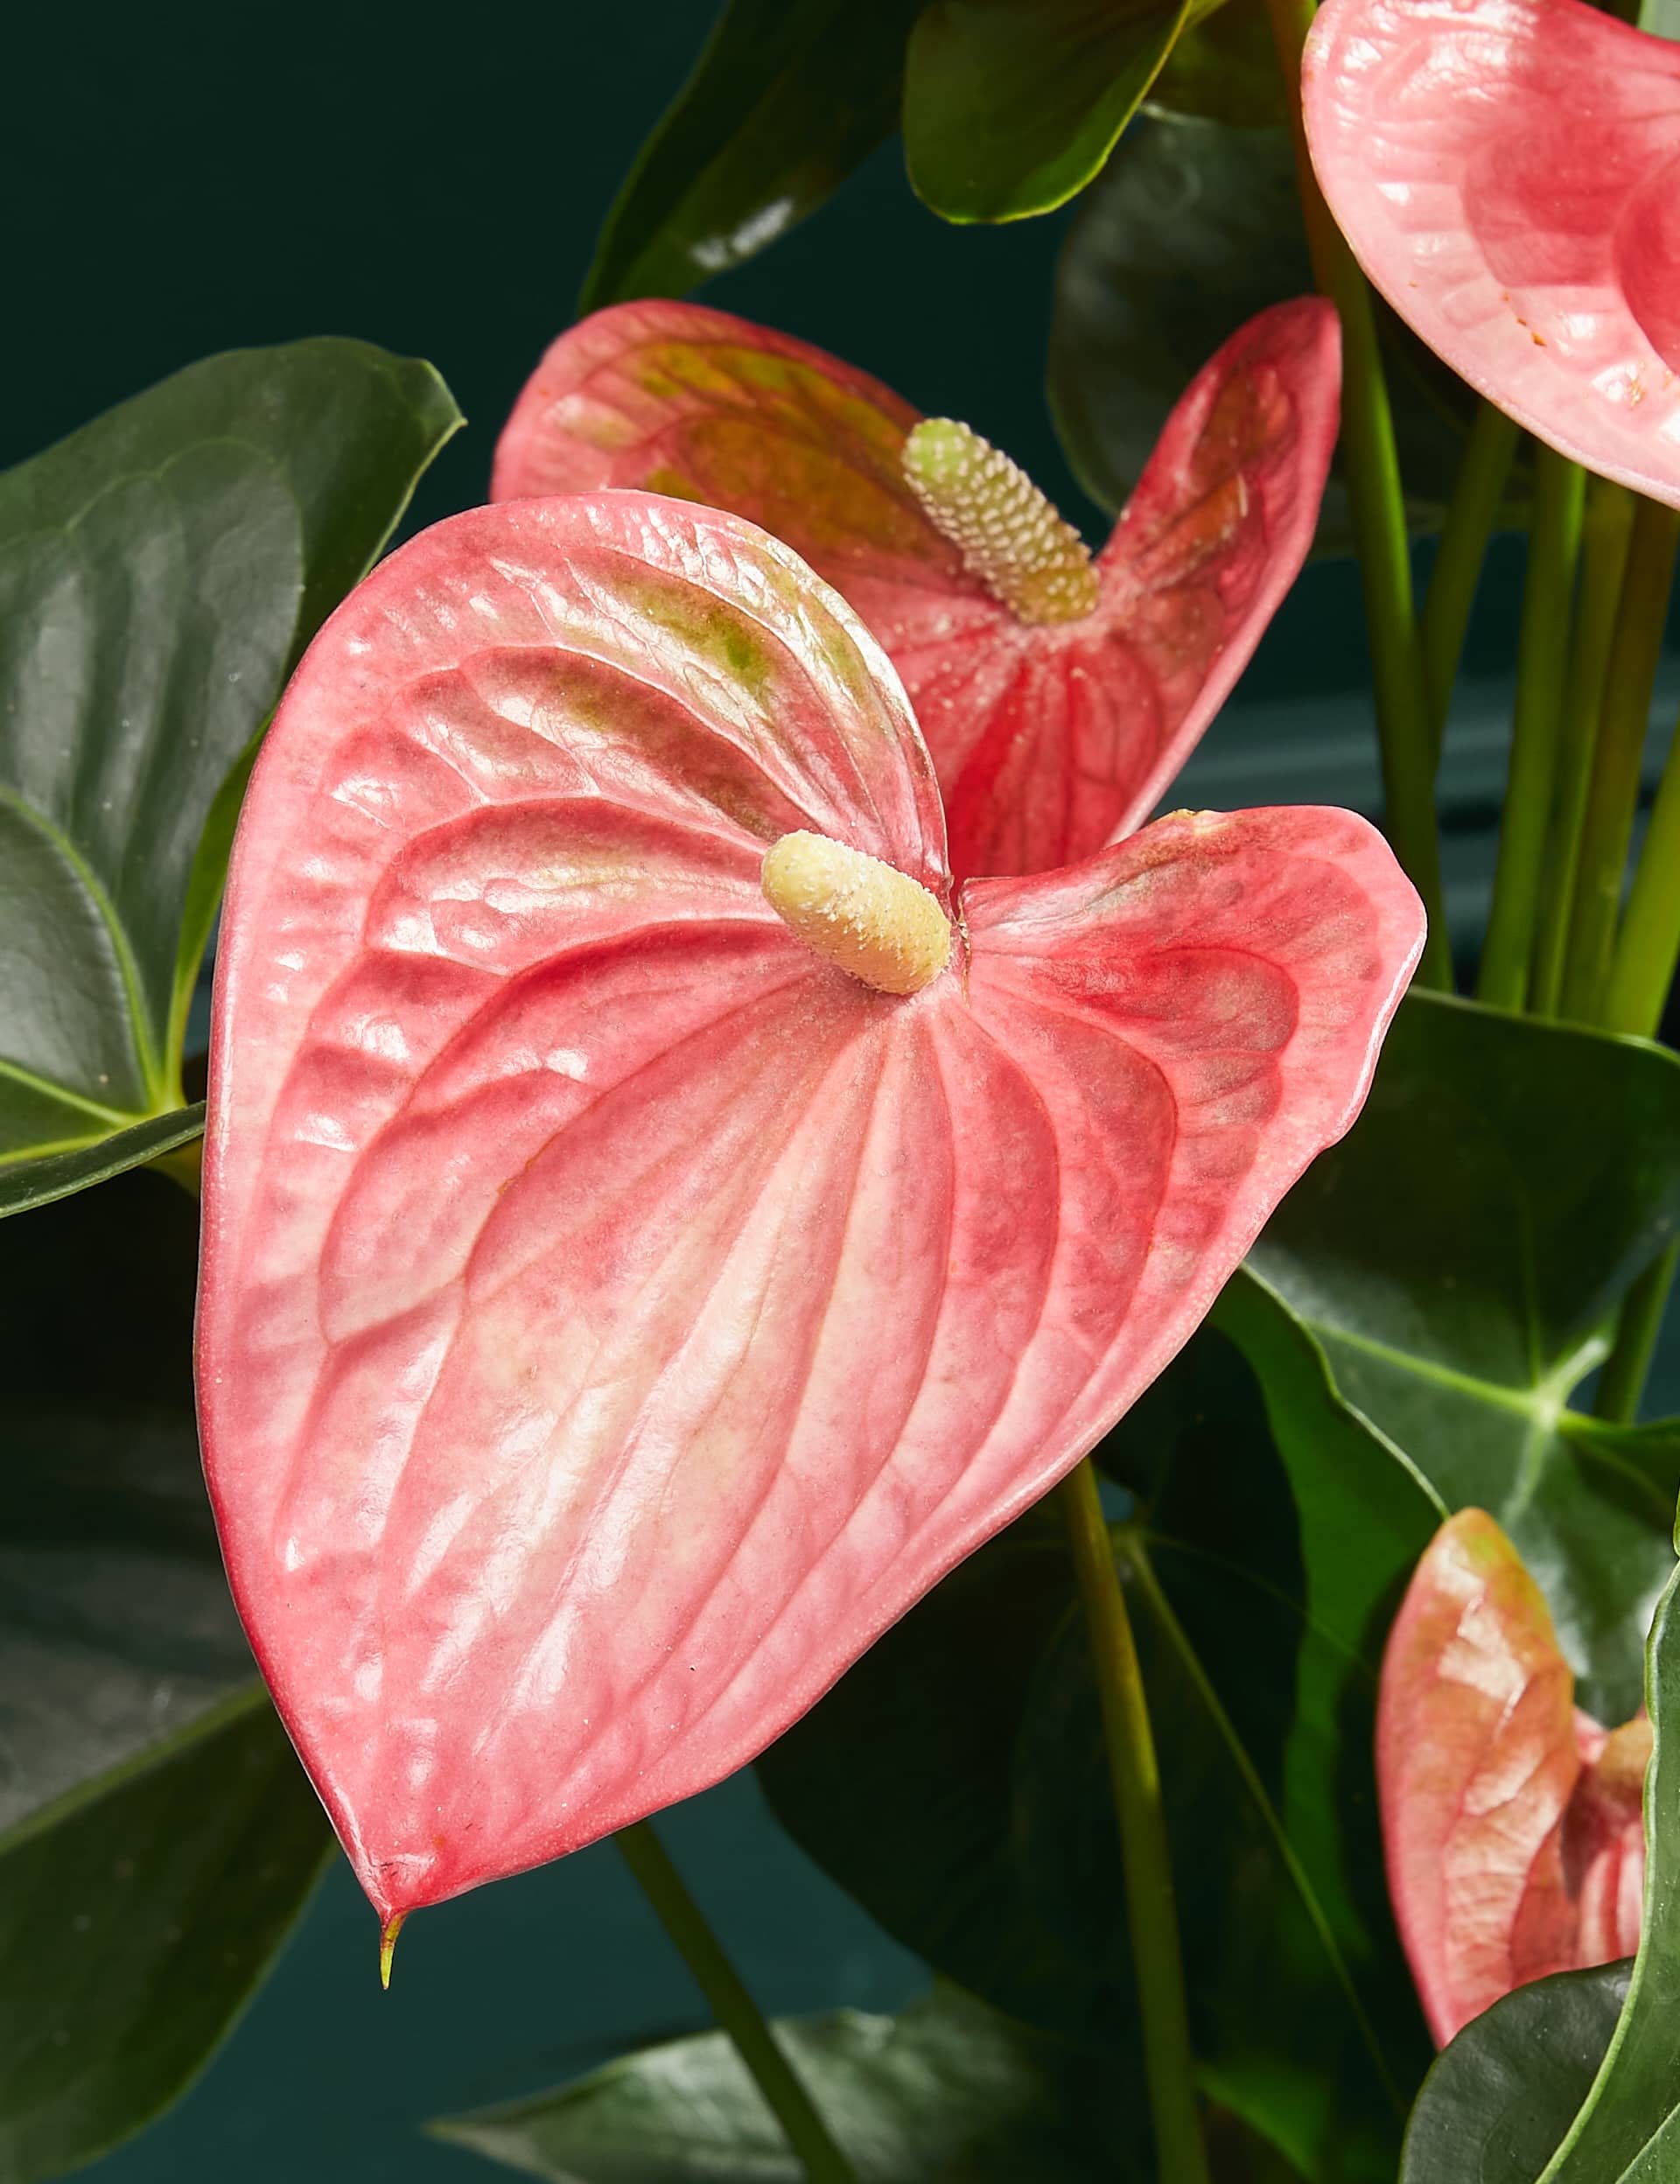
[197,490,1424,1951]
[492,297,1341,883]
[1378,1508,1649,2047]
[1303,0,1680,508]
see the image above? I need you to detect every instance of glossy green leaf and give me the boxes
[761,1313,1438,2180]
[904,0,1195,222]
[1047,115,1530,543]
[1398,1964,1630,2184]
[0,1172,331,2179]
[0,1102,204,1219]
[581,0,922,309]
[1250,990,1680,1721]
[430,1984,1116,2182]
[0,339,460,1211]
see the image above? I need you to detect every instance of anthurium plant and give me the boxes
[6,0,1680,2180]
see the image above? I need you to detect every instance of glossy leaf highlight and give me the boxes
[580,0,920,309]
[1303,0,1680,508]
[494,298,1341,878]
[1378,1510,1647,2047]
[200,492,1423,1927]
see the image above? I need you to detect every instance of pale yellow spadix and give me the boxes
[379,1910,405,1990]
[761,831,950,996]
[902,418,1099,626]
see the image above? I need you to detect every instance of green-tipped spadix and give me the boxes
[902,417,1099,626]
[761,831,950,995]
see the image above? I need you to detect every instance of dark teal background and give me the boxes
[7,2,1679,2177]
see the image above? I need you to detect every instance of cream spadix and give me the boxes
[761,831,950,996]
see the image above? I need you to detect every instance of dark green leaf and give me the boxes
[0,1102,203,1219]
[581,0,922,309]
[430,1983,1117,2182]
[1046,115,1530,545]
[1145,0,1289,126]
[1250,990,1680,1720]
[0,1172,330,2178]
[904,0,1194,223]
[1398,1964,1629,2183]
[0,1697,329,2184]
[0,339,460,1208]
[761,1315,1438,2180]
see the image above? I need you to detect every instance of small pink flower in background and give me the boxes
[1304,0,1680,507]
[494,297,1342,881]
[1379,1509,1648,2047]
[197,486,1424,1938]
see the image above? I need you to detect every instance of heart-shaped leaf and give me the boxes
[1398,1964,1630,2184]
[902,0,1197,222]
[1250,991,1680,1721]
[0,1173,330,2180]
[494,297,1340,878]
[1377,1510,1647,2047]
[762,1302,1439,2180]
[1048,113,1530,542]
[580,0,922,311]
[1303,0,1680,508]
[199,490,1422,1933]
[430,1983,1121,2182]
[0,339,461,1216]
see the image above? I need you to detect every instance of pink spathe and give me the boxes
[1377,1508,1648,2047]
[492,298,1341,884]
[198,493,1424,1925]
[1305,0,1680,508]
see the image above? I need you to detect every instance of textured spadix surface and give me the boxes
[1378,1510,1648,2047]
[492,298,1340,883]
[199,493,1423,1922]
[1304,0,1680,508]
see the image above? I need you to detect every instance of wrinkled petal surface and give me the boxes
[200,493,1422,1922]
[1377,1509,1648,2047]
[493,300,1340,880]
[1304,0,1680,508]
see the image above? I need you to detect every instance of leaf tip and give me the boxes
[379,1911,406,1991]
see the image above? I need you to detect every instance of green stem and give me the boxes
[614,1821,856,2184]
[1605,700,1680,1039]
[1560,500,1680,1023]
[1531,479,1636,1018]
[1265,0,1452,991]
[1421,403,1522,770]
[1593,1243,1678,1425]
[149,1137,204,1199]
[1477,444,1586,1011]
[1057,1460,1209,2184]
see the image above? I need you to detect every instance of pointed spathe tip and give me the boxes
[379,1911,407,1991]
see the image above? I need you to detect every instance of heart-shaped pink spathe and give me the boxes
[1304,0,1680,509]
[1377,1509,1648,2047]
[492,298,1341,885]
[198,491,1424,1928]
